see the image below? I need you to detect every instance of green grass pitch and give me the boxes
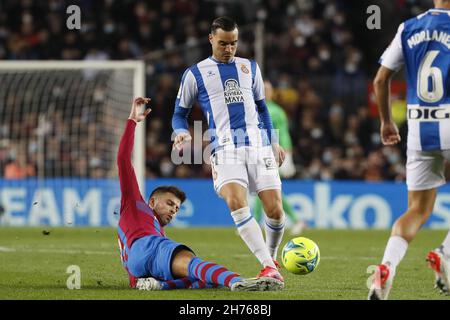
[0,227,448,300]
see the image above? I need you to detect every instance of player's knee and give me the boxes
[225,198,248,212]
[264,203,284,220]
[171,249,195,278]
[407,204,433,222]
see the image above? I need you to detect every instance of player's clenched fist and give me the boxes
[129,97,152,123]
[380,121,401,146]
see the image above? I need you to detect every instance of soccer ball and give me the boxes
[281,237,320,275]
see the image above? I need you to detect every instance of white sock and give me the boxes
[264,214,286,260]
[381,235,408,272]
[231,207,275,268]
[441,230,450,257]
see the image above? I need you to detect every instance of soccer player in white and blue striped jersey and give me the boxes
[369,0,450,300]
[171,17,285,282]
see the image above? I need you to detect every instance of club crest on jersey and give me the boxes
[240,64,249,74]
[224,79,245,104]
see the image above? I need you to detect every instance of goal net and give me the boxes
[0,61,145,227]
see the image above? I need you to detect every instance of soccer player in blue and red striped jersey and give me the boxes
[116,97,284,291]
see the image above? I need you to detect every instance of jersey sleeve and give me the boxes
[175,68,198,109]
[251,61,265,101]
[117,120,142,201]
[172,69,197,134]
[379,23,405,71]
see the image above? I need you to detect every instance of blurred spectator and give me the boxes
[4,150,35,179]
[0,0,438,182]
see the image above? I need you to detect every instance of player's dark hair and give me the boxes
[210,16,238,34]
[149,186,186,203]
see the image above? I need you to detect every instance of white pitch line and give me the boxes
[25,248,116,255]
[0,247,115,255]
[322,256,376,260]
[208,254,379,260]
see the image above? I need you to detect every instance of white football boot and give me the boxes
[230,277,284,292]
[135,277,163,291]
[368,264,395,300]
[426,247,450,295]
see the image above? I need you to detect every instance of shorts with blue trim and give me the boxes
[127,235,194,280]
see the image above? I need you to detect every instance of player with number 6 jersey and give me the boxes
[379,5,450,151]
[368,1,450,300]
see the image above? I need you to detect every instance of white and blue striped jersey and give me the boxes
[173,56,271,153]
[380,8,450,151]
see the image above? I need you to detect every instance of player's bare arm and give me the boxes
[272,143,286,167]
[373,66,401,146]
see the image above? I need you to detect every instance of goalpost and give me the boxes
[0,60,146,226]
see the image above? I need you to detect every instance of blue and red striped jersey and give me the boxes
[116,120,165,273]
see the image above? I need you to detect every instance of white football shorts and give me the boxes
[210,145,282,196]
[406,149,450,191]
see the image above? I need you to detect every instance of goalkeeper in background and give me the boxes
[253,80,307,235]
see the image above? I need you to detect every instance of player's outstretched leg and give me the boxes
[136,277,220,291]
[187,256,283,291]
[136,272,284,292]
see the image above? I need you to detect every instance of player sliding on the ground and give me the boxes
[116,97,284,291]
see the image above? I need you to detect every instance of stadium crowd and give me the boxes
[1,0,447,181]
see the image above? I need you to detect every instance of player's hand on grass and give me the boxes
[273,143,286,167]
[129,97,152,123]
[173,131,192,151]
[380,120,401,145]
